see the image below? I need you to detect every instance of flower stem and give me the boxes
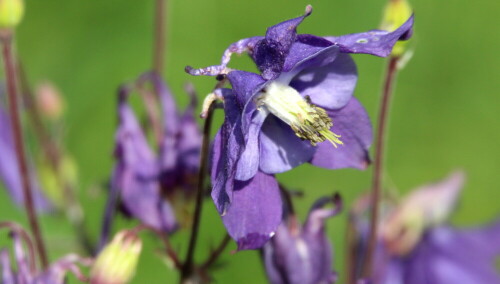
[200,233,231,270]
[1,31,49,268]
[362,56,399,278]
[181,100,215,281]
[153,0,167,75]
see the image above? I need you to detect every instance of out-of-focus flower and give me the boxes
[0,224,91,284]
[0,0,24,29]
[91,230,142,284]
[263,194,342,284]
[108,71,202,233]
[35,82,65,121]
[0,99,51,212]
[111,83,177,233]
[190,6,412,249]
[351,171,500,284]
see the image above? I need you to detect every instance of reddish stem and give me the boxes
[362,56,399,278]
[1,32,49,268]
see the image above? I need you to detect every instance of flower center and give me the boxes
[256,81,343,147]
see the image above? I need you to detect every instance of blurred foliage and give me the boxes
[0,0,499,283]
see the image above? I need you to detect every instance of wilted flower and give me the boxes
[91,230,142,284]
[351,171,500,284]
[191,6,413,249]
[0,98,51,212]
[263,194,342,284]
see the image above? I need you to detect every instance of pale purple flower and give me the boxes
[351,172,500,284]
[263,194,342,284]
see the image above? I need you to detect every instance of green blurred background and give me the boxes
[1,0,499,282]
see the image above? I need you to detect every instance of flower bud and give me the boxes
[0,0,24,29]
[380,0,412,57]
[90,231,142,284]
[35,82,65,120]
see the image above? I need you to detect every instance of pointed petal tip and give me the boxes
[236,232,274,250]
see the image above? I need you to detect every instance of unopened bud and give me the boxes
[35,82,65,120]
[380,0,412,57]
[0,0,24,29]
[90,231,142,284]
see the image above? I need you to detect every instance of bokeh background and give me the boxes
[1,0,499,282]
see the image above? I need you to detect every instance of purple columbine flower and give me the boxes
[0,97,51,212]
[351,172,500,284]
[107,72,201,235]
[192,6,413,249]
[188,6,413,182]
[263,194,342,284]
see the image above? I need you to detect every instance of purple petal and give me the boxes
[259,115,315,174]
[176,91,202,176]
[186,36,263,77]
[263,194,341,284]
[113,100,176,232]
[1,249,14,284]
[324,15,414,57]
[282,37,337,76]
[309,97,372,170]
[252,6,312,79]
[211,90,245,214]
[235,110,267,181]
[289,53,356,110]
[374,223,500,284]
[227,70,267,107]
[222,171,282,250]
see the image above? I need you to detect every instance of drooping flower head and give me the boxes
[189,6,413,249]
[350,172,500,284]
[263,194,342,284]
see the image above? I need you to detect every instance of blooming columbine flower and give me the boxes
[351,172,500,284]
[190,6,413,249]
[263,194,342,284]
[0,98,51,212]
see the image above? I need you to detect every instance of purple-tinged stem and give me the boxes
[153,0,167,75]
[362,56,400,278]
[181,99,215,281]
[0,31,49,268]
